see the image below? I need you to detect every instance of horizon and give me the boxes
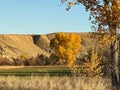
[0,0,91,34]
[0,31,89,35]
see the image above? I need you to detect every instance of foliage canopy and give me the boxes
[50,32,82,66]
[61,0,120,85]
[62,0,120,45]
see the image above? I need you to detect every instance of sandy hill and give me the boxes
[0,34,50,58]
[0,33,93,58]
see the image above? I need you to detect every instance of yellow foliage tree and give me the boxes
[50,32,82,67]
[62,0,120,85]
[84,46,103,77]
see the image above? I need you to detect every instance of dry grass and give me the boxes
[0,33,93,58]
[0,76,111,90]
[0,34,49,57]
[0,66,24,69]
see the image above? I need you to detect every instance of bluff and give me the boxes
[0,33,93,59]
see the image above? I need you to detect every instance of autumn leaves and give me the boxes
[50,32,81,67]
[50,32,103,77]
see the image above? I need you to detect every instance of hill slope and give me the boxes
[0,33,93,58]
[0,34,49,58]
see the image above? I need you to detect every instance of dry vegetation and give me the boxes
[0,76,111,90]
[0,34,49,58]
[0,33,93,66]
[0,33,91,58]
[0,66,24,69]
[0,33,113,90]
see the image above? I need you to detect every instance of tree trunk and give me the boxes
[111,36,120,86]
[114,36,120,83]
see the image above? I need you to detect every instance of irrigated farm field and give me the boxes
[0,66,71,76]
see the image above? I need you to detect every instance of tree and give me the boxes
[50,32,82,66]
[83,46,103,77]
[61,0,120,86]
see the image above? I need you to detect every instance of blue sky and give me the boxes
[0,0,91,34]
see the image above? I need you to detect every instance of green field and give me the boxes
[0,66,71,76]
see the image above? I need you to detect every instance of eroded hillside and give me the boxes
[0,34,50,58]
[0,33,93,59]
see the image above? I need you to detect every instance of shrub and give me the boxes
[49,54,59,65]
[0,56,13,65]
[29,54,49,66]
[83,46,103,77]
[70,46,103,77]
[13,54,29,66]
